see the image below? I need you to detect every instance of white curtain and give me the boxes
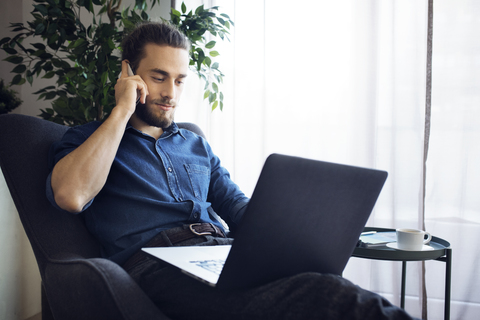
[176,1,480,319]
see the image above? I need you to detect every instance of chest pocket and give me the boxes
[184,164,210,201]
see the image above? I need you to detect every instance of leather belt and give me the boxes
[122,223,226,271]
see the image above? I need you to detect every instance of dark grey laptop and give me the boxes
[143,153,388,290]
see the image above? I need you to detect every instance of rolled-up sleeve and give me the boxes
[45,122,100,213]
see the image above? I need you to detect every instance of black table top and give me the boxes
[352,227,451,261]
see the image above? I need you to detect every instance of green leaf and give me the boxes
[85,0,94,13]
[107,38,115,50]
[26,73,33,85]
[51,59,66,68]
[82,78,93,87]
[212,100,218,111]
[35,23,45,35]
[42,71,55,79]
[52,98,71,116]
[204,57,211,67]
[33,4,48,16]
[209,51,219,57]
[3,47,17,55]
[205,41,216,49]
[98,5,107,15]
[47,23,58,35]
[31,43,46,50]
[49,7,62,17]
[66,69,77,78]
[0,37,11,46]
[72,38,86,48]
[33,86,55,94]
[101,72,108,86]
[212,82,218,92]
[4,55,23,64]
[42,61,53,72]
[220,13,231,20]
[181,2,187,13]
[203,90,211,100]
[195,5,205,15]
[171,8,181,17]
[38,51,53,60]
[11,64,26,73]
[209,92,216,104]
[73,45,87,56]
[135,0,147,10]
[122,19,135,30]
[45,91,56,100]
[11,74,25,85]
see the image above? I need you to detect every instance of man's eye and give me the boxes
[153,77,165,82]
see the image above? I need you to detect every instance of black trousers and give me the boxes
[127,235,418,320]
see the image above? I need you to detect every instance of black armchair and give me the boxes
[0,114,206,320]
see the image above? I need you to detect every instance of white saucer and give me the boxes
[386,242,434,251]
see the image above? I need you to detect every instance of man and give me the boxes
[47,21,418,320]
[47,22,247,266]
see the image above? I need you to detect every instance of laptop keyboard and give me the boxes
[190,259,225,275]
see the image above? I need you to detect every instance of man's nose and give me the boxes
[161,81,176,102]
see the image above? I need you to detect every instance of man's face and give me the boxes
[134,44,189,129]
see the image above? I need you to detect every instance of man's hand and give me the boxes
[114,60,149,115]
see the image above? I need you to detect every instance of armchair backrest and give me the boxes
[0,114,101,277]
[0,114,207,279]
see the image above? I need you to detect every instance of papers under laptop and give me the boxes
[142,153,388,290]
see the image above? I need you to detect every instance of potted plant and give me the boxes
[0,0,233,126]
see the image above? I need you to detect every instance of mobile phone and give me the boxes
[118,63,135,78]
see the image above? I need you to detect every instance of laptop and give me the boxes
[143,153,388,290]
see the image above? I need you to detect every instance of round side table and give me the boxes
[352,227,452,320]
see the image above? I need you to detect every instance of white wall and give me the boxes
[0,172,41,320]
[0,1,171,319]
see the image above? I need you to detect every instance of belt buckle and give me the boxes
[189,223,213,236]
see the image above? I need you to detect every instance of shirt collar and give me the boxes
[126,121,186,140]
[161,122,187,140]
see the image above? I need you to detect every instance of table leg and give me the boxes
[444,248,452,320]
[401,261,407,309]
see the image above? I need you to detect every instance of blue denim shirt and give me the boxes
[46,121,249,264]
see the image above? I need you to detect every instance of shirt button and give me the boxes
[167,167,173,172]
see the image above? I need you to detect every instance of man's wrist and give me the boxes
[109,105,135,124]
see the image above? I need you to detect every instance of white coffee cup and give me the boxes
[396,228,432,251]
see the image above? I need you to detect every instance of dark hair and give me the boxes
[121,21,191,72]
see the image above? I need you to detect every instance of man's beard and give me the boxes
[135,98,176,129]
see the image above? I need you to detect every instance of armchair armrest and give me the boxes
[43,257,171,320]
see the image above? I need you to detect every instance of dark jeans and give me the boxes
[128,236,418,320]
